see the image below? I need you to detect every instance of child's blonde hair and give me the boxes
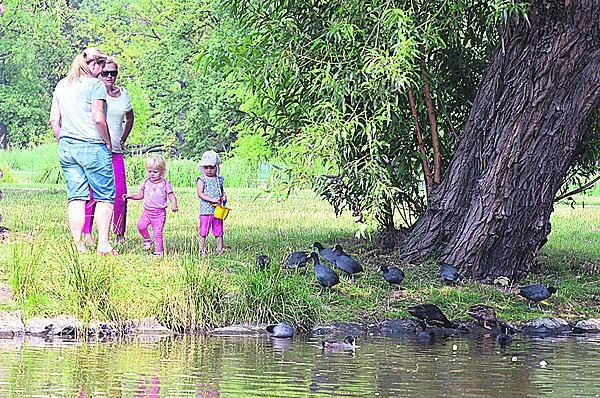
[146,154,167,178]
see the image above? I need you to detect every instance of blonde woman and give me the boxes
[49,47,117,255]
[82,57,135,245]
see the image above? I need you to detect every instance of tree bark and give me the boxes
[399,0,600,282]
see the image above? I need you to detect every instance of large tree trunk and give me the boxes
[399,0,600,282]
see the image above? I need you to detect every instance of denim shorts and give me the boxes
[58,137,115,202]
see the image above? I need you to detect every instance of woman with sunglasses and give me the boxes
[82,58,135,246]
[49,47,117,255]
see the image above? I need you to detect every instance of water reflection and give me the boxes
[0,334,599,397]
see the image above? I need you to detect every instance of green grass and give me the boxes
[0,185,599,330]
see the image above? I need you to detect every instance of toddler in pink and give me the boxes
[124,154,178,255]
[196,150,227,255]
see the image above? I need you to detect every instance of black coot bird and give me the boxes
[283,251,310,269]
[407,304,454,328]
[332,244,363,280]
[518,284,557,303]
[380,265,405,288]
[415,321,435,343]
[440,264,462,284]
[313,242,338,264]
[256,254,270,269]
[321,335,356,350]
[310,252,339,290]
[496,323,514,350]
[466,304,498,329]
[266,322,294,338]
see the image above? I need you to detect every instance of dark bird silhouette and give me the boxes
[266,322,294,338]
[407,304,453,328]
[283,251,310,269]
[313,242,338,264]
[380,265,405,287]
[466,304,498,329]
[496,323,514,350]
[518,284,557,303]
[321,335,356,350]
[332,244,363,280]
[415,321,435,343]
[256,254,270,269]
[310,252,339,289]
[440,264,462,284]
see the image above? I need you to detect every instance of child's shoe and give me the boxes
[142,240,154,250]
[152,251,163,256]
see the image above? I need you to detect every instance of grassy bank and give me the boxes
[0,186,599,331]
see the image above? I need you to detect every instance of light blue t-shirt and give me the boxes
[52,76,107,143]
[196,175,224,215]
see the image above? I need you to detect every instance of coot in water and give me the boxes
[266,322,294,338]
[321,335,356,350]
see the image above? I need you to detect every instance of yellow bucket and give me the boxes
[214,204,231,220]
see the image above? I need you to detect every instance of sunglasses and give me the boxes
[87,58,106,66]
[101,70,118,77]
[202,165,216,169]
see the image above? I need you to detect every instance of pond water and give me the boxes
[0,333,599,397]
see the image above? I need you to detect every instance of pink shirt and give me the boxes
[140,178,173,210]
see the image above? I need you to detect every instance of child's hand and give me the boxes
[122,194,128,201]
[172,204,179,212]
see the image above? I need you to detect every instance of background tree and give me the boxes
[399,0,600,281]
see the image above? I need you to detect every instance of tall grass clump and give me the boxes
[8,238,45,300]
[158,257,229,332]
[62,249,120,322]
[232,267,321,329]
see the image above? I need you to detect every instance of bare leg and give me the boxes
[199,236,207,255]
[67,200,86,252]
[94,201,114,251]
[215,236,224,254]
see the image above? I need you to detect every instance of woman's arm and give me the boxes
[92,99,112,150]
[49,97,61,141]
[121,109,135,146]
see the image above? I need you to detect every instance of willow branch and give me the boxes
[419,45,442,184]
[408,87,433,193]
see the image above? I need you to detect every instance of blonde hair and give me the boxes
[67,47,107,83]
[146,154,167,178]
[105,57,119,70]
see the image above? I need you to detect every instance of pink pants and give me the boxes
[138,208,167,253]
[83,153,127,235]
[199,214,224,237]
